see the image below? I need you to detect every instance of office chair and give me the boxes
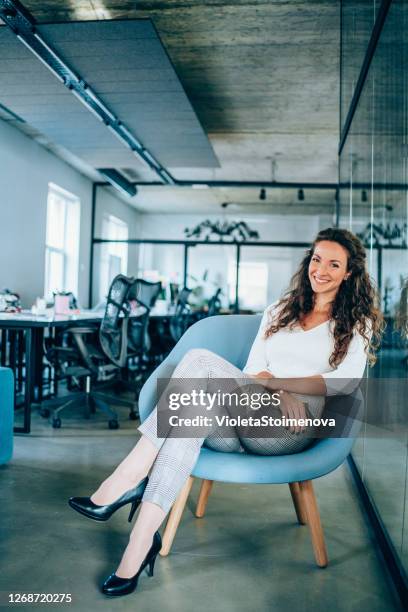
[128,279,162,310]
[128,278,162,358]
[42,274,144,429]
[169,287,192,343]
[139,314,363,567]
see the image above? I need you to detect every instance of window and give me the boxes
[44,183,80,299]
[228,261,268,311]
[99,214,129,300]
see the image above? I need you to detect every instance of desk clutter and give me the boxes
[0,275,224,433]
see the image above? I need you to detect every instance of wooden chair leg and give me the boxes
[195,479,214,518]
[160,476,194,557]
[298,480,328,568]
[289,482,308,525]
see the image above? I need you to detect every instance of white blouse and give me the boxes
[243,304,369,395]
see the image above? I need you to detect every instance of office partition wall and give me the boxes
[340,0,408,586]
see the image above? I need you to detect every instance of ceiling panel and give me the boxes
[38,19,219,168]
[0,18,219,175]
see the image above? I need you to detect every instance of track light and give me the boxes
[259,188,266,201]
[297,189,305,201]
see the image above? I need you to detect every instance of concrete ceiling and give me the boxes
[0,1,340,214]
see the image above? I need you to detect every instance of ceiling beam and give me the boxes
[0,0,176,185]
[96,180,339,190]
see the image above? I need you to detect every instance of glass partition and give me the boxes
[91,242,139,306]
[340,1,378,128]
[340,0,408,573]
[136,243,185,302]
[238,246,306,311]
[186,244,236,310]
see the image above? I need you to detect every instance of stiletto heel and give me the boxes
[68,477,148,522]
[128,500,138,523]
[147,553,158,577]
[102,532,162,597]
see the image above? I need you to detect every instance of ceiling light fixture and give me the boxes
[361,190,368,202]
[16,34,65,83]
[33,31,75,78]
[259,188,266,201]
[98,168,138,197]
[297,189,305,201]
[70,88,104,122]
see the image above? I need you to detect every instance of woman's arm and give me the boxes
[250,326,369,397]
[249,373,327,396]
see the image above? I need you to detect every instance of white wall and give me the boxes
[0,118,139,308]
[138,212,333,242]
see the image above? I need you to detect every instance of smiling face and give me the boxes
[308,240,351,299]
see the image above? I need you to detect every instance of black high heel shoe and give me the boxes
[68,477,148,522]
[102,531,162,597]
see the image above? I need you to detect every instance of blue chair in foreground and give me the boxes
[0,367,14,464]
[139,315,358,568]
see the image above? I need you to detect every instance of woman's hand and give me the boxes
[279,391,308,434]
[248,370,274,379]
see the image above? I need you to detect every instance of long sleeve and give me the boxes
[321,329,368,395]
[242,307,272,375]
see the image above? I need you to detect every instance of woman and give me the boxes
[69,227,383,597]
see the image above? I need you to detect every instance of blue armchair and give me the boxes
[0,367,14,464]
[139,315,357,568]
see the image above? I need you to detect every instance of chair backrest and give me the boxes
[169,287,193,342]
[99,274,135,367]
[127,303,150,355]
[129,279,162,309]
[207,288,222,316]
[139,314,361,477]
[139,314,261,422]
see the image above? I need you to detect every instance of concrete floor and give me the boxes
[0,403,402,612]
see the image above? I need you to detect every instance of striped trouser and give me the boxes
[139,348,324,513]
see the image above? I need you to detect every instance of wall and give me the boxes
[0,118,139,308]
[138,212,333,242]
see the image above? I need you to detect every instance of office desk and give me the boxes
[0,309,209,434]
[0,311,103,433]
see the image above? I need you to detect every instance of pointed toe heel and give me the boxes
[101,532,162,597]
[68,477,148,522]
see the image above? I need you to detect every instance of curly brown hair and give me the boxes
[264,228,384,367]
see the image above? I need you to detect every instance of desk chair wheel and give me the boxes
[40,407,50,418]
[108,419,119,430]
[129,410,138,421]
[52,417,62,428]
